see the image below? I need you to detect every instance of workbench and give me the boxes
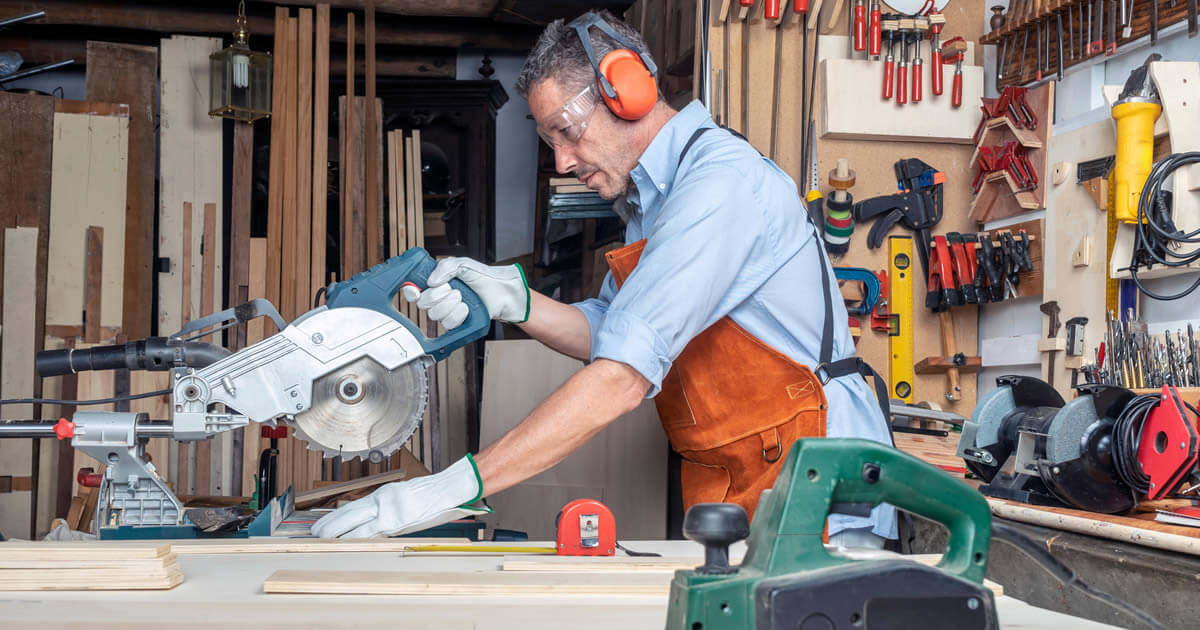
[0,540,1118,628]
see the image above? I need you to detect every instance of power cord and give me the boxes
[990,522,1166,630]
[1128,152,1200,301]
[0,389,173,407]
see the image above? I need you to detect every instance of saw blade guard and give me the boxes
[324,247,490,361]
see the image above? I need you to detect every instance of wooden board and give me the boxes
[297,8,315,318]
[364,1,381,267]
[265,8,288,336]
[294,468,407,509]
[263,569,671,596]
[168,536,469,555]
[341,12,359,280]
[158,36,224,337]
[45,110,128,329]
[989,499,1200,556]
[240,237,269,496]
[0,541,171,559]
[892,431,967,474]
[281,16,300,322]
[312,3,330,298]
[1,227,39,540]
[819,57,983,144]
[0,567,183,591]
[479,340,668,540]
[85,42,157,340]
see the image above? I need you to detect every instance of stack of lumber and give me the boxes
[0,542,183,591]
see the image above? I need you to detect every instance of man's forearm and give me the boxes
[474,359,650,496]
[517,291,592,360]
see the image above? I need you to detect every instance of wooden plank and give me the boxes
[157,36,225,337]
[265,8,288,335]
[281,16,300,322]
[294,469,407,509]
[241,238,269,496]
[83,227,103,343]
[45,110,128,330]
[195,203,218,495]
[263,569,672,596]
[312,3,331,300]
[342,11,357,279]
[1,227,39,539]
[85,41,157,340]
[180,203,194,327]
[129,371,171,483]
[229,121,254,351]
[364,0,381,267]
[297,7,314,316]
[0,541,171,558]
[403,133,418,322]
[0,569,183,591]
[989,499,1200,555]
[168,536,467,555]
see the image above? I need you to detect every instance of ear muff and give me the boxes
[597,49,657,120]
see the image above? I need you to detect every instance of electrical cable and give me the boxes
[1110,393,1160,495]
[991,522,1167,630]
[0,389,173,407]
[1127,152,1200,301]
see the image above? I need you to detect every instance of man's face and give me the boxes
[528,78,638,200]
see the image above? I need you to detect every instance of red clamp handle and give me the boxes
[931,50,943,95]
[869,9,882,56]
[952,70,963,108]
[765,0,780,20]
[854,4,867,51]
[912,62,923,103]
[77,467,102,488]
[896,65,908,105]
[794,0,810,13]
[261,424,289,439]
[882,60,894,99]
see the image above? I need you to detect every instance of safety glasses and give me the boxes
[536,84,599,149]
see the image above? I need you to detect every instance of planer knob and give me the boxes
[683,503,749,575]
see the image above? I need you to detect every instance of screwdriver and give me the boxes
[869,0,882,57]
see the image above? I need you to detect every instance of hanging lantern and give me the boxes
[209,0,271,122]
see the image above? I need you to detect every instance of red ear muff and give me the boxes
[597,49,657,120]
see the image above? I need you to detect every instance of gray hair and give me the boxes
[515,10,656,101]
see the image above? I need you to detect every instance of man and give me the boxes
[314,10,896,547]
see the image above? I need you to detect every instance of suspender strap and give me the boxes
[675,125,891,430]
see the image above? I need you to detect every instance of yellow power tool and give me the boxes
[1110,54,1162,224]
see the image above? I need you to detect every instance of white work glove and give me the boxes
[401,257,529,330]
[311,455,491,539]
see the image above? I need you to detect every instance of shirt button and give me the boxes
[658,184,665,190]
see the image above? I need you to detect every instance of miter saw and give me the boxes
[0,248,489,538]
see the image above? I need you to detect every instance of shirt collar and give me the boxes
[630,100,714,205]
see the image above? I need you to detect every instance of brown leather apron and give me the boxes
[603,125,891,522]
[605,240,826,521]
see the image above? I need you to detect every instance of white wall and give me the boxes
[977,16,1200,395]
[456,53,538,262]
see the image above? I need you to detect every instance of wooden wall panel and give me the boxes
[158,36,225,336]
[85,42,157,340]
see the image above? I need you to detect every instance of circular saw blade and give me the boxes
[292,355,429,463]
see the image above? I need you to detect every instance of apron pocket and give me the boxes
[680,459,730,506]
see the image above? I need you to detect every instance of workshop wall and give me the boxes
[456,53,538,262]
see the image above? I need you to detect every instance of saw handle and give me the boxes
[323,247,490,362]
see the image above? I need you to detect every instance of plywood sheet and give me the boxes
[1,227,39,539]
[158,36,225,336]
[85,42,157,339]
[479,340,668,540]
[45,111,128,328]
[263,569,670,596]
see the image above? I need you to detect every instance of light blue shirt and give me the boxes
[573,101,897,539]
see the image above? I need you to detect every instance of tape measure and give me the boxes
[405,499,617,556]
[888,235,915,403]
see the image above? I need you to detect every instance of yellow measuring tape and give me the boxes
[888,235,915,403]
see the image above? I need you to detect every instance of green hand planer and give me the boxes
[667,438,996,630]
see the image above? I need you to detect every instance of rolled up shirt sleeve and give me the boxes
[589,164,773,396]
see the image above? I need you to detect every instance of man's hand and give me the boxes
[404,257,529,329]
[311,455,490,538]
